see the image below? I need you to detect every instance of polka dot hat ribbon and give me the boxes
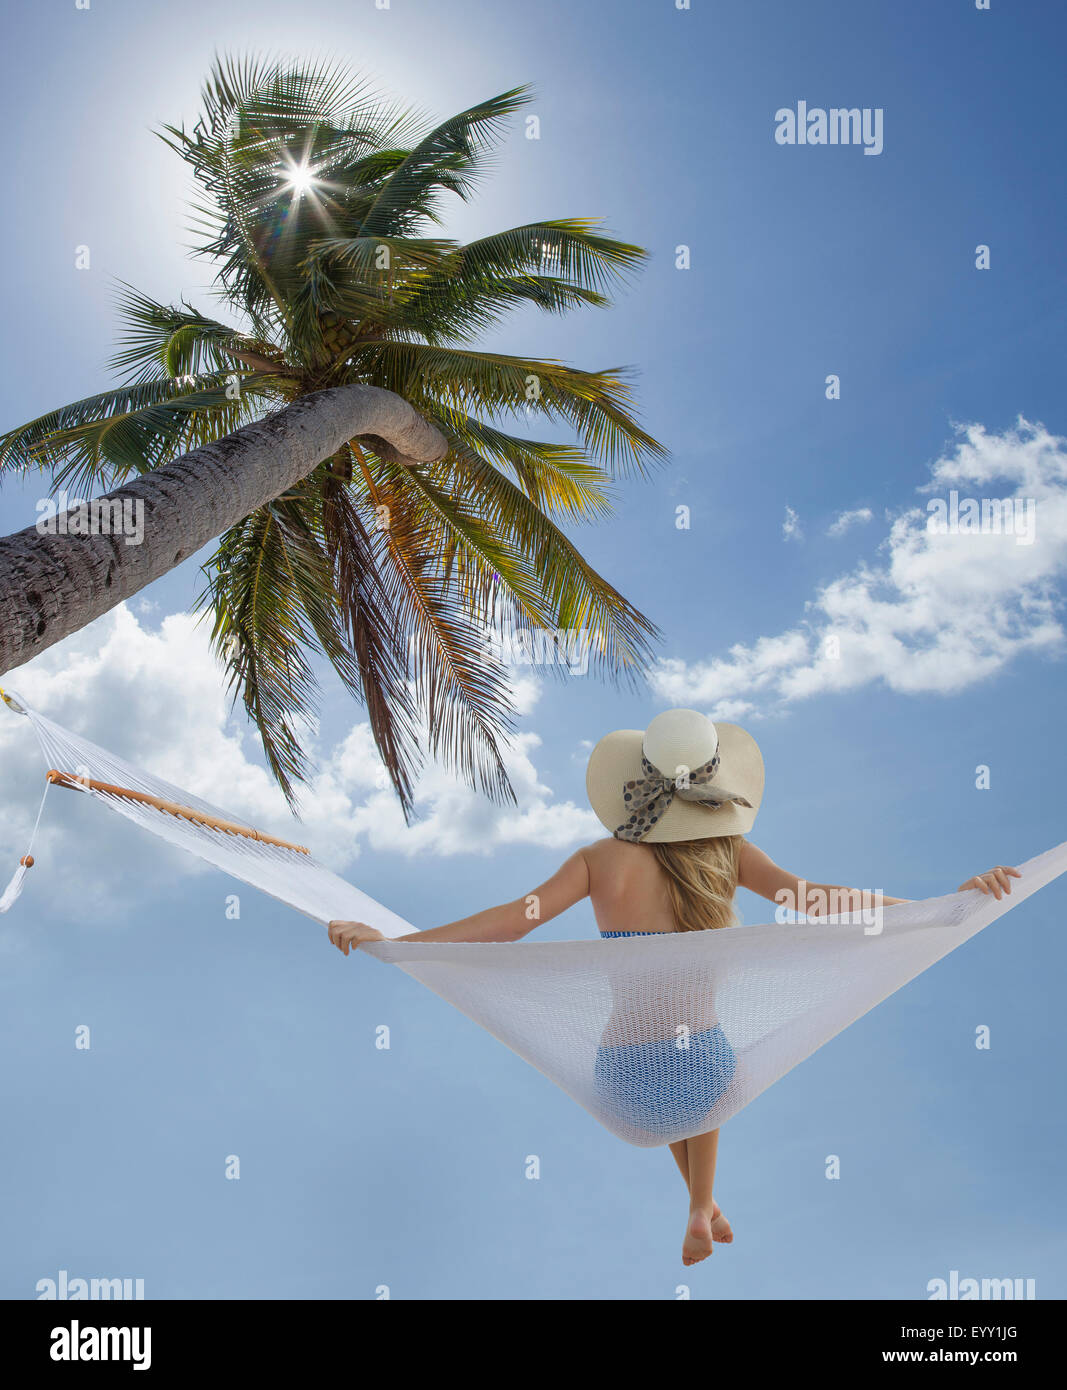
[615,752,753,842]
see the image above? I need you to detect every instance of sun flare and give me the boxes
[282,161,317,196]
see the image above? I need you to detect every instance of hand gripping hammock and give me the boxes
[4,687,1066,1148]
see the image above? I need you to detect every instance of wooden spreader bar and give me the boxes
[46,770,310,855]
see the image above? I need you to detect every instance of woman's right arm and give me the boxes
[738,841,911,916]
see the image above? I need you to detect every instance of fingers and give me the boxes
[992,866,1014,896]
[961,866,1021,899]
[985,866,1020,900]
[327,921,368,955]
[977,868,1017,900]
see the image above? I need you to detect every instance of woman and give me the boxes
[328,708,1019,1266]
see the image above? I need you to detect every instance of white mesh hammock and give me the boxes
[4,688,1065,1148]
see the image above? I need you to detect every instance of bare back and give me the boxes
[583,838,682,934]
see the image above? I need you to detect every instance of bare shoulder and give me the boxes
[581,836,647,867]
[738,838,764,867]
[738,840,799,900]
[737,839,772,888]
[581,836,658,885]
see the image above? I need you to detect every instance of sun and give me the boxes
[280,158,319,197]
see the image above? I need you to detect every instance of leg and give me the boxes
[671,1137,731,1240]
[669,1140,690,1191]
[681,1129,733,1266]
[686,1129,718,1210]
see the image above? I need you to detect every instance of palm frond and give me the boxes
[0,373,281,492]
[319,463,423,815]
[197,502,333,807]
[420,219,647,295]
[446,415,614,521]
[365,341,666,474]
[349,443,516,803]
[410,427,658,676]
[360,88,532,235]
[108,283,289,384]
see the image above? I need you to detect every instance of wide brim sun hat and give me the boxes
[586,707,764,843]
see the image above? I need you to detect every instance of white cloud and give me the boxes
[782,505,803,541]
[654,631,811,707]
[699,698,757,722]
[330,729,597,858]
[0,605,599,924]
[652,418,1067,711]
[827,506,873,537]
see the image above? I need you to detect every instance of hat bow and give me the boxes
[615,751,752,842]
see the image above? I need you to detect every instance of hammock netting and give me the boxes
[6,694,1065,1147]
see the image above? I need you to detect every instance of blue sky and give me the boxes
[1,0,1065,1299]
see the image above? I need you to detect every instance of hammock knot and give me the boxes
[0,688,28,715]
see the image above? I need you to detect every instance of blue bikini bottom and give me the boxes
[594,929,736,1138]
[593,1025,737,1139]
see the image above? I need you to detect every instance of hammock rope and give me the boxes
[3,687,1064,1147]
[0,773,49,912]
[44,769,311,854]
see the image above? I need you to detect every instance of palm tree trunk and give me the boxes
[0,385,446,675]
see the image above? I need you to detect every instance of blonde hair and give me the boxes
[650,835,744,933]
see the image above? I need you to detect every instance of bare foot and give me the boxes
[682,1208,715,1265]
[682,1202,733,1265]
[710,1200,734,1244]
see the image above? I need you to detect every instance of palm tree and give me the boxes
[0,56,663,817]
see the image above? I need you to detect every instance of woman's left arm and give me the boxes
[328,848,592,955]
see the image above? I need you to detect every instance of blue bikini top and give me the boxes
[599,930,673,938]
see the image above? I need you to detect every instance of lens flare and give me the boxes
[283,162,317,196]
